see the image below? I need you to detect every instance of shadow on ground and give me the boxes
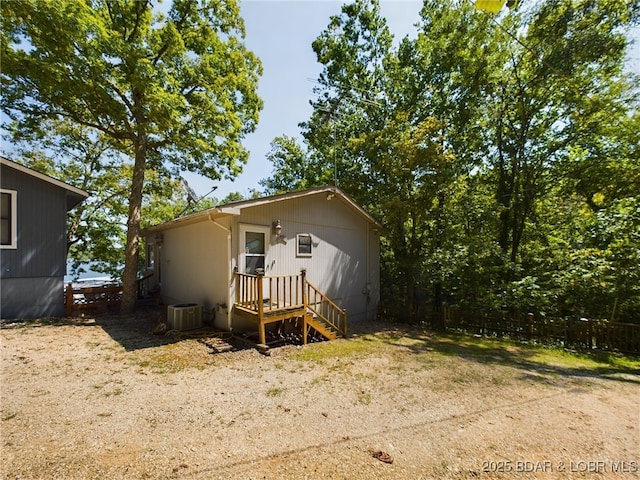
[350,320,640,385]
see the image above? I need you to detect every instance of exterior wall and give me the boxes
[230,192,380,326]
[155,217,231,329]
[1,165,68,319]
[1,277,64,318]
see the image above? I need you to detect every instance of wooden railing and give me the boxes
[65,274,156,316]
[305,280,347,337]
[65,283,122,316]
[236,270,305,312]
[234,269,347,338]
[137,272,155,299]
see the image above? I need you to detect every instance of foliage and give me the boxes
[262,0,640,323]
[1,0,262,312]
[3,119,191,280]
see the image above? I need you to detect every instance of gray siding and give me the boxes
[1,164,68,318]
[1,277,65,318]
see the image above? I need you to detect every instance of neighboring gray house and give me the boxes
[1,156,89,319]
[143,187,381,343]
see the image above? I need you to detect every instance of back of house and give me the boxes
[143,187,381,334]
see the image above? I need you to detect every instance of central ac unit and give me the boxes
[167,303,202,331]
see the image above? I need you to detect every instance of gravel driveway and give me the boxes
[1,313,639,479]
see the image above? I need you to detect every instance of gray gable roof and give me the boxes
[0,156,89,210]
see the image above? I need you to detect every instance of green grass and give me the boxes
[290,334,385,361]
[265,387,284,397]
[528,347,640,371]
[433,332,640,374]
[288,327,639,378]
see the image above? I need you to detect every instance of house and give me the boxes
[1,156,89,319]
[142,187,381,345]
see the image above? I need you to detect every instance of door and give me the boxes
[239,224,271,274]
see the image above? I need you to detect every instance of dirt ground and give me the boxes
[1,311,639,479]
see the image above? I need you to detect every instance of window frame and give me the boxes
[0,189,17,250]
[296,233,313,257]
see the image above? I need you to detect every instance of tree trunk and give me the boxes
[120,136,146,314]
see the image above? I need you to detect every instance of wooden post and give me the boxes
[343,309,348,337]
[300,270,308,346]
[303,314,308,345]
[65,283,74,316]
[300,268,307,309]
[256,269,266,347]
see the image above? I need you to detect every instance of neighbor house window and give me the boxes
[296,233,312,257]
[0,190,17,249]
[146,243,155,268]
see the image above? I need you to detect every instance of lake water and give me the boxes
[64,262,115,286]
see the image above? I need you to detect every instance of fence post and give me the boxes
[588,319,593,350]
[65,283,74,316]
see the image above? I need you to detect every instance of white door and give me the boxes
[239,224,271,274]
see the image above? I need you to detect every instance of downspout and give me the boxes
[365,222,370,321]
[209,214,233,332]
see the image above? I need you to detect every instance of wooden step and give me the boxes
[305,314,337,341]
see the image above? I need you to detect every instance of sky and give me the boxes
[185,0,424,201]
[189,0,640,202]
[2,0,637,202]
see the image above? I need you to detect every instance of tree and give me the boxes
[481,0,637,263]
[1,0,262,312]
[262,0,640,322]
[259,135,320,194]
[3,118,193,280]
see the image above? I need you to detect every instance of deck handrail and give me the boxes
[234,270,347,337]
[305,280,347,337]
[235,271,305,312]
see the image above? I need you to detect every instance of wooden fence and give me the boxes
[452,311,640,355]
[65,283,122,316]
[409,307,640,355]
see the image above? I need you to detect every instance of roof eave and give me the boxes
[1,156,89,209]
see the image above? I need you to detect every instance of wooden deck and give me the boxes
[234,269,347,347]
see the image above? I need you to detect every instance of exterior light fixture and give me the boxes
[272,220,283,236]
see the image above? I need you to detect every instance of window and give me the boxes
[146,243,155,268]
[297,233,312,257]
[245,231,266,273]
[0,190,17,249]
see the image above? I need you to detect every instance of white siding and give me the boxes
[149,189,381,332]
[160,217,231,328]
[231,193,380,324]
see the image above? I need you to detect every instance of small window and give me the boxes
[146,243,155,268]
[297,233,312,257]
[0,190,17,249]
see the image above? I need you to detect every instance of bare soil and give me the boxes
[1,311,639,479]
